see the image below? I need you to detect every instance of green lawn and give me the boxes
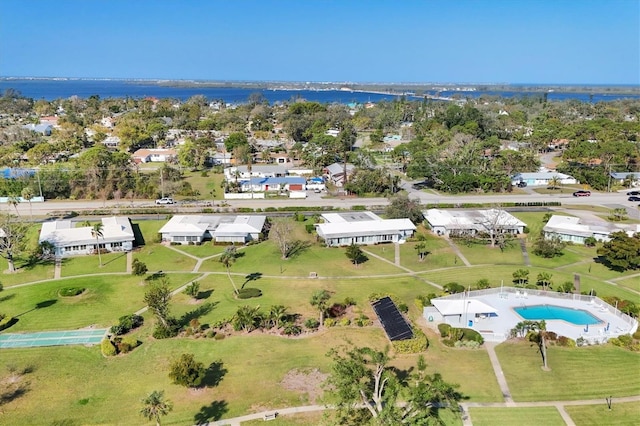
[613,275,640,293]
[1,273,199,332]
[182,170,225,201]
[198,241,406,277]
[0,257,55,286]
[170,242,228,258]
[454,239,525,266]
[134,244,197,272]
[495,341,640,401]
[469,407,565,426]
[565,401,640,426]
[60,252,128,277]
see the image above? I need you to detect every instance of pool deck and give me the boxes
[427,288,637,343]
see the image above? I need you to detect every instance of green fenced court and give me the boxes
[0,328,107,348]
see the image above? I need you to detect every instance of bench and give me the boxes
[263,412,278,421]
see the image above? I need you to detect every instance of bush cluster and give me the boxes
[101,338,117,356]
[609,334,640,351]
[392,329,429,354]
[110,314,144,336]
[59,287,85,297]
[236,288,262,299]
[304,318,320,329]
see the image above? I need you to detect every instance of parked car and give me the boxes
[155,197,175,205]
[628,196,640,202]
[573,190,591,197]
[516,181,527,188]
[627,191,640,196]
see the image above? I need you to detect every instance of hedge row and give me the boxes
[393,328,429,354]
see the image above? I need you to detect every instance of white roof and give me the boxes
[317,211,416,238]
[424,209,526,230]
[513,172,574,180]
[159,215,266,237]
[431,298,498,316]
[543,215,640,238]
[39,216,134,247]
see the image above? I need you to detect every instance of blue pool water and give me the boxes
[514,305,601,325]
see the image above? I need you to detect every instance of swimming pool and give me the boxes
[514,305,601,325]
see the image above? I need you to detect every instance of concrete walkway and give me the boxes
[126,251,133,273]
[362,248,443,290]
[483,342,514,406]
[444,237,471,266]
[519,239,531,267]
[54,257,62,279]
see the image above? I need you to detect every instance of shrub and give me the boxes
[283,323,302,335]
[304,318,320,329]
[393,329,429,353]
[397,303,408,313]
[323,318,337,327]
[343,297,357,307]
[169,353,206,388]
[443,282,465,294]
[354,314,371,327]
[438,323,451,337]
[556,336,576,347]
[328,303,347,318]
[454,340,481,349]
[305,224,315,234]
[110,314,144,336]
[213,333,225,340]
[101,338,117,357]
[461,328,484,344]
[442,339,455,347]
[153,323,179,339]
[236,287,262,299]
[59,287,85,297]
[118,336,140,353]
[131,259,148,276]
[576,337,587,347]
[339,318,351,327]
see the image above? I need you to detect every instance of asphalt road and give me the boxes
[7,188,639,217]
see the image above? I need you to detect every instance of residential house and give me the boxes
[543,215,640,245]
[23,123,53,136]
[511,172,577,187]
[38,216,135,257]
[132,148,177,164]
[323,162,355,187]
[315,211,416,247]
[101,135,121,149]
[240,176,306,193]
[424,209,526,237]
[610,172,640,187]
[158,215,267,244]
[224,165,287,181]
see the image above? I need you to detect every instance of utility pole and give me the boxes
[36,169,43,198]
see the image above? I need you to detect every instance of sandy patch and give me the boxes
[280,368,328,404]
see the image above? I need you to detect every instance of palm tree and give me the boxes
[234,305,261,332]
[512,269,529,287]
[310,289,331,325]
[21,187,34,220]
[548,176,561,191]
[140,390,173,426]
[268,304,288,328]
[91,222,104,267]
[7,196,20,216]
[219,246,239,294]
[536,272,553,291]
[527,320,550,370]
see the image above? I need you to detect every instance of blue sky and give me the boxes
[1,0,638,84]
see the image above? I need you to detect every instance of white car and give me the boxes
[155,197,174,205]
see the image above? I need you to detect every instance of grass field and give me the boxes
[60,252,128,276]
[564,401,640,425]
[469,407,565,426]
[495,341,640,401]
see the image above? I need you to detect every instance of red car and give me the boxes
[573,190,591,197]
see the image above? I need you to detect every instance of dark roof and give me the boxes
[372,297,413,341]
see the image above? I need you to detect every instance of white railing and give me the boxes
[435,286,638,332]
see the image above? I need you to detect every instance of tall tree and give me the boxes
[219,246,239,294]
[384,194,423,224]
[326,346,461,425]
[345,243,367,267]
[597,231,640,271]
[536,272,553,291]
[0,214,29,273]
[512,269,529,287]
[20,187,34,220]
[337,124,356,185]
[91,222,104,267]
[270,218,294,259]
[310,289,331,324]
[512,321,551,370]
[140,390,173,426]
[414,241,430,262]
[143,277,173,328]
[168,353,206,388]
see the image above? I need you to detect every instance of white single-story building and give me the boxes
[543,215,640,245]
[23,123,53,136]
[315,211,416,247]
[424,209,527,237]
[132,148,177,163]
[240,176,306,193]
[39,216,135,257]
[511,172,577,186]
[224,165,287,180]
[158,215,267,244]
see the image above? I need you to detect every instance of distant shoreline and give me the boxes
[1,77,639,95]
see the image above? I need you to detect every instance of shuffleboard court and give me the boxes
[0,329,107,348]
